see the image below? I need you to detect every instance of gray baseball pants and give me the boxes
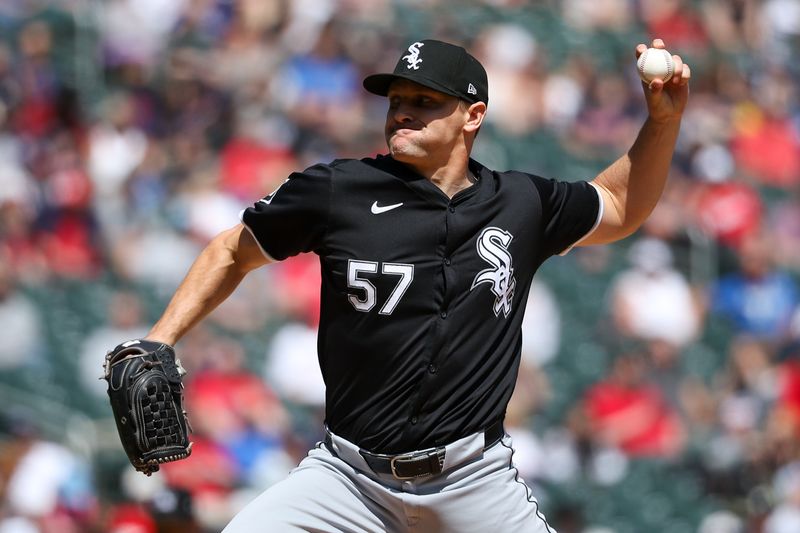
[222,428,555,532]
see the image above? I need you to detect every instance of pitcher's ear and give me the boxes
[464,101,486,133]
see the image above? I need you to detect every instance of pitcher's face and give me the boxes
[385,80,467,164]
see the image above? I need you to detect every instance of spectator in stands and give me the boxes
[711,231,799,341]
[265,321,325,409]
[12,19,63,140]
[1,416,96,533]
[729,68,800,188]
[87,91,148,229]
[770,190,800,271]
[37,133,103,279]
[109,221,204,297]
[105,503,158,533]
[78,289,149,398]
[639,0,710,51]
[774,342,800,438]
[181,336,292,486]
[521,280,562,366]
[697,510,745,533]
[155,334,294,530]
[473,23,541,137]
[764,461,800,533]
[571,71,640,157]
[169,162,243,243]
[701,337,777,480]
[583,346,686,458]
[609,237,702,349]
[693,178,763,250]
[263,254,327,442]
[274,19,362,148]
[0,256,44,371]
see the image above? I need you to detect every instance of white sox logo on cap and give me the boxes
[363,39,488,105]
[402,42,424,70]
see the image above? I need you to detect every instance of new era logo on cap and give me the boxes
[363,39,488,105]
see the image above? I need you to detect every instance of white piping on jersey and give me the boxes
[557,182,605,257]
[238,209,278,263]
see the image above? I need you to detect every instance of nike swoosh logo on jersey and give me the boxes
[371,201,403,214]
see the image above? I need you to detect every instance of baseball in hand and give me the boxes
[637,47,674,84]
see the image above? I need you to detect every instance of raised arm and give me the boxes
[147,223,271,345]
[580,39,691,246]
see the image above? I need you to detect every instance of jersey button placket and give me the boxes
[442,205,455,318]
[428,363,437,374]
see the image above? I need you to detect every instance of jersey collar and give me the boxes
[377,155,489,206]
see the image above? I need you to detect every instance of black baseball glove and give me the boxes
[103,339,192,475]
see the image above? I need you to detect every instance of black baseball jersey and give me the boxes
[242,155,600,453]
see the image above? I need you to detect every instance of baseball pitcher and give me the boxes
[104,37,690,532]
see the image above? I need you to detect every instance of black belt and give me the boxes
[325,419,505,480]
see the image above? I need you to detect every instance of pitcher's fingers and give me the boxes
[678,64,691,86]
[648,78,665,93]
[671,55,684,83]
[635,43,647,58]
[651,38,665,49]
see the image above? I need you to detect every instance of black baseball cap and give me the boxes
[363,39,488,105]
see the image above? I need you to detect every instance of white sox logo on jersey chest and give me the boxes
[471,227,517,318]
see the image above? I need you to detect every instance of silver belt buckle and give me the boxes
[390,452,423,480]
[389,448,445,480]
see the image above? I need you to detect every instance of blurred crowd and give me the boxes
[1,0,799,532]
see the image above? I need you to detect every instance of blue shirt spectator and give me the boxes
[712,233,800,339]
